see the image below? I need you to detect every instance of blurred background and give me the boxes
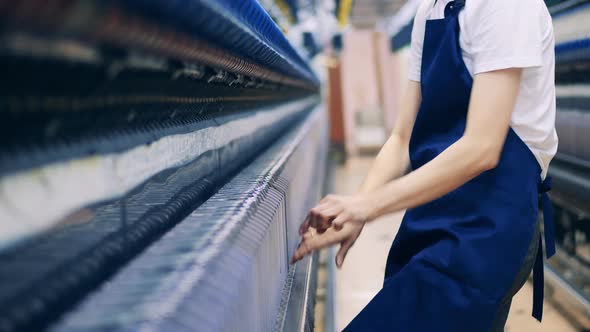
[0,0,588,331]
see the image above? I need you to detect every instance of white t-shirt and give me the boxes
[409,0,558,178]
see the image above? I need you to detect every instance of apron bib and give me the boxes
[343,1,555,331]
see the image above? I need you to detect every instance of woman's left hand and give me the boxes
[291,194,375,267]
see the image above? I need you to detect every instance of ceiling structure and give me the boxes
[349,0,408,28]
[261,0,410,30]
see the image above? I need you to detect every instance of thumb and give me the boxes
[332,213,348,230]
[335,238,354,268]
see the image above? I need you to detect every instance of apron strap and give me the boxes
[532,175,555,321]
[540,176,556,258]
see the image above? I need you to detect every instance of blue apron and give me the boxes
[343,1,555,331]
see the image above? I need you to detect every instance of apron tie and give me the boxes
[532,175,555,321]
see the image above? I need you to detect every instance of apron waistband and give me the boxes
[532,176,555,321]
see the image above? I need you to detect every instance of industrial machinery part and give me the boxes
[0,1,326,331]
[547,0,590,328]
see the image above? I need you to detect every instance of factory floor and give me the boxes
[316,156,577,332]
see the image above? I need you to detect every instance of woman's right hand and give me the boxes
[292,214,365,268]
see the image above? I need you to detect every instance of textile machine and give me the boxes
[0,1,327,331]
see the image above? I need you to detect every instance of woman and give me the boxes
[290,0,558,330]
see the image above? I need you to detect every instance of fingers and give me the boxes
[335,237,355,268]
[309,204,343,233]
[331,213,348,230]
[298,214,311,235]
[290,228,346,264]
[299,209,329,236]
[309,206,328,230]
[298,195,346,235]
[311,210,330,234]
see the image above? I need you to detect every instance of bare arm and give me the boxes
[357,81,421,194]
[367,68,522,218]
[291,68,523,266]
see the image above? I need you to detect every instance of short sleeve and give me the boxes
[465,0,544,74]
[408,2,428,82]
